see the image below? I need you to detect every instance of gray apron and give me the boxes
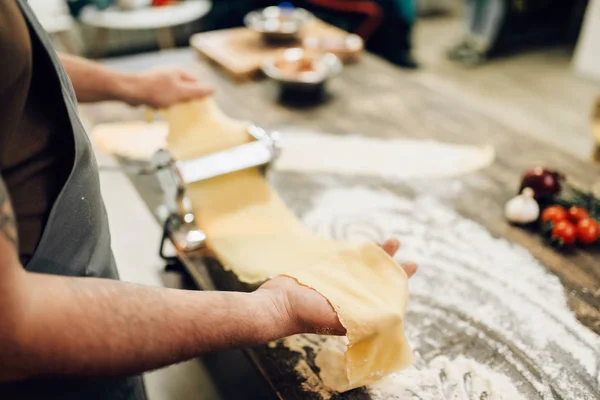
[0,1,147,399]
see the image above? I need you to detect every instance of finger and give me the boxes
[181,82,215,100]
[178,70,200,82]
[381,238,400,257]
[400,261,417,278]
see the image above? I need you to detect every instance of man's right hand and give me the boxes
[256,238,417,336]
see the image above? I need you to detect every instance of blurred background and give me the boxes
[29,0,596,74]
[29,0,600,159]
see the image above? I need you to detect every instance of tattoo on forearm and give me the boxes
[0,180,18,249]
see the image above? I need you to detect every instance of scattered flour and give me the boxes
[279,186,600,399]
[280,334,339,358]
[295,359,333,399]
[369,356,525,400]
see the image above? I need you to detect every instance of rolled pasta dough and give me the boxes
[286,243,412,391]
[165,99,412,391]
[93,120,168,160]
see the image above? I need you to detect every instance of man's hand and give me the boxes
[124,67,214,108]
[256,238,417,336]
[58,54,213,107]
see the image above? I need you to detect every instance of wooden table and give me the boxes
[82,48,600,400]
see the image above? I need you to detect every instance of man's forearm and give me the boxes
[58,53,139,104]
[1,271,293,382]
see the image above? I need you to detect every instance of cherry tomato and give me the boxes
[551,220,577,246]
[152,0,175,6]
[567,206,590,224]
[541,205,567,224]
[576,218,600,245]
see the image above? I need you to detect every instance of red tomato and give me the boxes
[541,205,567,224]
[551,220,577,246]
[576,218,600,245]
[567,206,590,224]
[152,0,175,6]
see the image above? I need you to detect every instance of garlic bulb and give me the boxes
[505,187,540,224]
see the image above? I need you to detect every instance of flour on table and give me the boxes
[369,356,525,400]
[280,334,344,359]
[295,358,333,399]
[274,131,495,180]
[277,186,600,399]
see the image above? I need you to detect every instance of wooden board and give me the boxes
[83,48,600,400]
[190,20,351,80]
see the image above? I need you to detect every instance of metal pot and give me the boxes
[262,48,342,96]
[244,6,313,43]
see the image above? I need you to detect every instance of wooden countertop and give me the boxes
[81,48,600,400]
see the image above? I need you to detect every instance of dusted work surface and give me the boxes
[82,49,600,399]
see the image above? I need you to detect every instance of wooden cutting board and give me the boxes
[190,19,351,80]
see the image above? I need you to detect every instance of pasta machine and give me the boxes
[152,125,282,261]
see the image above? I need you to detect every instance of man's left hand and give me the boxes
[125,67,214,108]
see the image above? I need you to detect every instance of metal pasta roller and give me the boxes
[154,125,282,260]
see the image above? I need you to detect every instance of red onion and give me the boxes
[519,167,563,200]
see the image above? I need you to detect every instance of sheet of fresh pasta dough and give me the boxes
[285,242,412,391]
[165,99,412,390]
[93,120,168,160]
[166,99,350,283]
